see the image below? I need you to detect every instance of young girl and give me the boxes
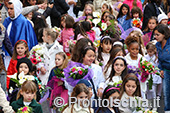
[104,47,125,79]
[96,85,120,113]
[7,40,29,89]
[131,7,143,19]
[158,13,168,25]
[61,15,75,53]
[119,73,141,112]
[97,36,112,68]
[11,81,43,113]
[101,1,113,15]
[39,27,63,85]
[117,4,132,31]
[81,21,96,42]
[105,56,128,86]
[144,42,162,110]
[82,3,95,16]
[101,11,111,23]
[8,57,41,103]
[62,84,93,113]
[143,16,158,41]
[124,36,144,67]
[47,52,68,107]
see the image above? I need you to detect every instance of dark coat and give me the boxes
[11,97,42,113]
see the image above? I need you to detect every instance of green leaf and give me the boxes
[148,74,153,90]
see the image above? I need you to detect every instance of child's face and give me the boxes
[148,19,157,31]
[16,43,27,57]
[108,92,119,105]
[115,50,124,57]
[128,43,139,58]
[21,90,36,102]
[28,0,36,5]
[27,12,33,20]
[77,92,88,106]
[147,49,155,57]
[101,42,112,53]
[122,6,128,15]
[103,13,110,21]
[42,30,48,43]
[133,13,139,18]
[113,59,125,75]
[161,19,168,25]
[85,5,92,15]
[125,80,137,96]
[83,50,95,66]
[61,19,66,28]
[19,63,29,75]
[101,4,107,13]
[88,87,93,99]
[55,54,64,67]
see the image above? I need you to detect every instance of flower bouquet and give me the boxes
[29,45,44,65]
[145,110,158,113]
[64,61,93,87]
[17,106,32,113]
[53,68,65,79]
[131,18,142,29]
[138,58,160,90]
[93,40,100,48]
[113,80,123,88]
[8,71,35,88]
[127,65,141,80]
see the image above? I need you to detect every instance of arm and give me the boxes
[3,30,13,57]
[21,5,39,16]
[56,0,70,12]
[0,84,15,113]
[43,6,52,18]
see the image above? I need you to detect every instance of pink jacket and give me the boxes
[61,28,74,53]
[123,0,142,11]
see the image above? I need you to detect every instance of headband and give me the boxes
[106,87,120,93]
[113,41,123,47]
[100,36,111,42]
[113,56,127,64]
[16,39,28,45]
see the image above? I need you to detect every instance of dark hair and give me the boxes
[65,15,75,28]
[117,4,131,20]
[79,46,95,63]
[101,11,111,22]
[131,7,143,18]
[97,36,112,62]
[81,21,91,32]
[33,14,48,42]
[119,73,141,99]
[73,22,88,40]
[107,57,128,81]
[102,2,113,14]
[96,85,120,113]
[146,42,158,62]
[106,14,115,20]
[71,38,94,62]
[104,47,125,76]
[153,24,170,40]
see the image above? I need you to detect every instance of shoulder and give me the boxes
[91,63,102,70]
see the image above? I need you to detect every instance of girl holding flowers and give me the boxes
[47,52,69,108]
[7,40,29,89]
[11,80,43,113]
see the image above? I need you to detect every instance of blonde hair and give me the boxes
[17,81,37,100]
[55,52,68,69]
[12,40,29,60]
[82,4,95,16]
[102,2,113,14]
[43,27,59,42]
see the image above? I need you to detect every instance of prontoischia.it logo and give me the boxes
[53,97,160,108]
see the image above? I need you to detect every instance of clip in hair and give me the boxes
[106,87,120,93]
[37,15,41,18]
[100,36,111,42]
[113,41,123,47]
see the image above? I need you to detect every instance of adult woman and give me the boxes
[154,24,170,112]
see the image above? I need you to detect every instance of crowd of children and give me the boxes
[0,0,170,113]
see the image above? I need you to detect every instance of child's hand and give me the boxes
[97,88,103,98]
[68,1,76,5]
[40,67,46,75]
[58,81,63,86]
[160,70,164,78]
[48,3,54,8]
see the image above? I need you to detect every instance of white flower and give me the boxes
[25,75,35,81]
[19,78,26,85]
[18,71,25,80]
[92,19,101,27]
[9,87,13,94]
[101,23,107,31]
[93,12,100,18]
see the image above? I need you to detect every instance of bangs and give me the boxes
[102,38,112,45]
